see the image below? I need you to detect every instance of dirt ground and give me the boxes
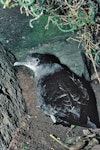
[7,68,100,150]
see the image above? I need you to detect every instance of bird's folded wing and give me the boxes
[41,70,90,125]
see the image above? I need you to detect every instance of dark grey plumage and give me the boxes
[14,53,100,128]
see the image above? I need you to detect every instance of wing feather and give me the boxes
[37,68,90,126]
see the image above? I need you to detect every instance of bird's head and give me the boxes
[14,53,62,78]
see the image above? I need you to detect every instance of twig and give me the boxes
[50,134,86,150]
[50,134,70,149]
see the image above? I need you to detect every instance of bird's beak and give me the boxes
[14,60,37,73]
[14,61,29,67]
[14,55,37,72]
[14,54,33,67]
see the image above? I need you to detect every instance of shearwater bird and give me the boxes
[14,53,100,128]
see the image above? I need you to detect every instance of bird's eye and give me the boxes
[36,58,40,62]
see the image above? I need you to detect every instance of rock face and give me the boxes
[0,43,27,150]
